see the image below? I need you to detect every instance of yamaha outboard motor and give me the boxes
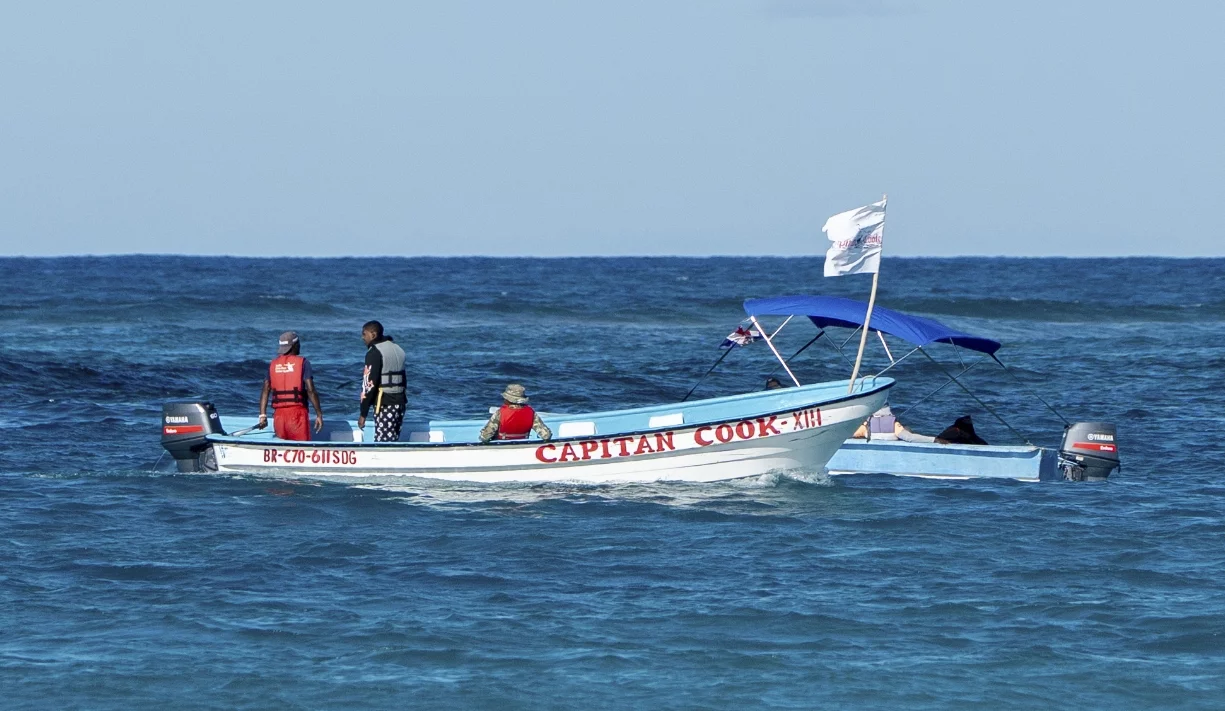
[1058,422,1120,481]
[161,401,226,472]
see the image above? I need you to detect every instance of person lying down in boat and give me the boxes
[852,405,937,443]
[479,384,553,443]
[934,415,988,445]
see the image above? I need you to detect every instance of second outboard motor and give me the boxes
[161,401,226,472]
[1058,422,1120,481]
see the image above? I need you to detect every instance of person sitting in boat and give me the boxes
[765,377,786,390]
[257,331,324,441]
[479,384,552,443]
[852,405,936,443]
[934,415,989,445]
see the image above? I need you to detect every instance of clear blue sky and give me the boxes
[1,1,1221,257]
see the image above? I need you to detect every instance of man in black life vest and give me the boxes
[358,320,408,442]
[258,331,324,441]
[478,384,552,443]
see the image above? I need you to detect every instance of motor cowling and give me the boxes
[161,401,226,472]
[1058,422,1119,481]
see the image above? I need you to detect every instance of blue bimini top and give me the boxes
[743,295,1002,355]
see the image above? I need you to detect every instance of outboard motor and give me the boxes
[161,401,226,472]
[1058,422,1120,481]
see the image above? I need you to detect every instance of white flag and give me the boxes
[822,197,886,277]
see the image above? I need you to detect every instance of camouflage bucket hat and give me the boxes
[501,383,529,405]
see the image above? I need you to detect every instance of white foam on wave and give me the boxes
[737,468,835,488]
[346,466,838,513]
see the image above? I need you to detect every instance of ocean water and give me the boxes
[1,255,1223,709]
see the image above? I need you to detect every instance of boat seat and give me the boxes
[648,413,684,428]
[317,422,362,442]
[558,421,597,437]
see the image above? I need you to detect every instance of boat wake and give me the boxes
[741,468,835,488]
[338,466,838,513]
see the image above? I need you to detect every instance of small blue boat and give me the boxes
[828,440,1059,481]
[738,295,1120,482]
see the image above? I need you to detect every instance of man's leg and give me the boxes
[388,403,405,441]
[374,403,405,442]
[274,407,310,441]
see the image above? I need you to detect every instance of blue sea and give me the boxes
[2,256,1223,709]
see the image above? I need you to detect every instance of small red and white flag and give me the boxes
[721,326,763,349]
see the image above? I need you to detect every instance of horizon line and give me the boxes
[2,252,1222,260]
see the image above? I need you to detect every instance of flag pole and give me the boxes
[847,271,879,393]
[847,193,886,394]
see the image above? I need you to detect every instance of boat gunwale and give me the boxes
[208,379,894,450]
[837,439,1046,455]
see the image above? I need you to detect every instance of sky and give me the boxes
[1,0,1222,257]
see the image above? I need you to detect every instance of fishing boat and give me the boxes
[734,295,1120,481]
[160,197,1114,484]
[160,378,893,484]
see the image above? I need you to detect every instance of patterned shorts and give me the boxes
[375,403,405,442]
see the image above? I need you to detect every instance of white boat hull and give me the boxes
[208,389,889,484]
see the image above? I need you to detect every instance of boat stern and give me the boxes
[1057,422,1120,481]
[161,400,225,472]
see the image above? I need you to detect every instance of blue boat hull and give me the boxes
[826,440,1059,481]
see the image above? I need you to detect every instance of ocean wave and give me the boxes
[2,255,1224,711]
[892,297,1225,323]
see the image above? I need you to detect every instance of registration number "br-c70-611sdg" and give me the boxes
[262,449,358,465]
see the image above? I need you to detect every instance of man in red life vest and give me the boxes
[478,384,552,443]
[257,331,324,441]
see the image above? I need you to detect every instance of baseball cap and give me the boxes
[277,331,300,354]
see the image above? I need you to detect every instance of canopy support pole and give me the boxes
[956,346,968,369]
[992,355,1071,426]
[919,348,1034,445]
[822,332,855,365]
[769,331,825,377]
[680,347,735,403]
[847,271,880,393]
[872,345,922,379]
[768,315,793,339]
[895,355,985,416]
[877,331,894,364]
[751,315,801,387]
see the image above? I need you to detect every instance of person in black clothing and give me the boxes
[935,415,989,445]
[357,320,408,442]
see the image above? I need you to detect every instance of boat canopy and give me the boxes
[743,295,1002,355]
